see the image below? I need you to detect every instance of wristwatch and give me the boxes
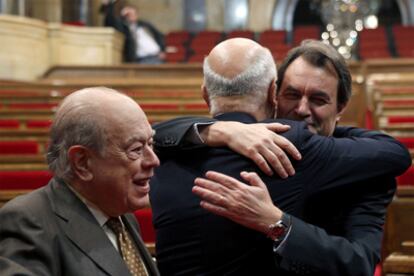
[267,212,291,242]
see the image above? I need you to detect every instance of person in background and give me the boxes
[151,38,411,275]
[0,87,160,276]
[101,0,165,64]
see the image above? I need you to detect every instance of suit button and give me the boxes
[163,136,176,145]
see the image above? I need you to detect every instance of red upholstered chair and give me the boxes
[227,30,255,40]
[134,208,155,243]
[374,264,381,276]
[259,30,287,45]
[8,103,58,110]
[396,137,414,149]
[165,31,190,46]
[26,120,52,128]
[0,170,52,189]
[293,25,320,45]
[140,103,180,111]
[0,140,39,154]
[386,116,414,124]
[187,53,207,63]
[165,45,187,63]
[397,166,414,186]
[0,119,20,128]
[358,26,391,59]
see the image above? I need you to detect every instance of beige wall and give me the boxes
[0,14,123,80]
[31,0,61,22]
[249,0,276,32]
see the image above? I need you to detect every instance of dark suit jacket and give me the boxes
[101,2,165,62]
[150,112,411,275]
[0,178,159,276]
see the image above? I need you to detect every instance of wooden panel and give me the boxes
[0,14,124,81]
[383,194,414,260]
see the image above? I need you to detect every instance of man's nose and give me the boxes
[143,147,160,168]
[296,97,311,117]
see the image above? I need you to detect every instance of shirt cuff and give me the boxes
[273,214,292,254]
[186,122,215,145]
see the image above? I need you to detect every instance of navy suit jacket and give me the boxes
[0,178,159,276]
[150,112,410,275]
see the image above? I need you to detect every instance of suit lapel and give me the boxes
[47,179,131,276]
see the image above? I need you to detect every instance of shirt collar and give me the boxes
[214,112,258,124]
[65,182,109,227]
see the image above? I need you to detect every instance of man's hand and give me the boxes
[200,122,302,177]
[193,171,282,235]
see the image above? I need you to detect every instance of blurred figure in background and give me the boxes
[101,0,165,64]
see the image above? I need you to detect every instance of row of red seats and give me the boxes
[0,119,51,129]
[165,24,414,62]
[165,26,320,63]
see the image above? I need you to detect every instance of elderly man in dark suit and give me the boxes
[0,87,160,276]
[150,38,411,275]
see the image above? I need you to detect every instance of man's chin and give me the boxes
[307,125,318,134]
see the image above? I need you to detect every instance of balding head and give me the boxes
[47,87,147,181]
[207,38,263,79]
[203,38,277,119]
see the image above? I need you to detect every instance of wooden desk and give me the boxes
[383,242,414,275]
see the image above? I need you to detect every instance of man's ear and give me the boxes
[335,103,348,123]
[202,85,210,108]
[267,79,278,116]
[68,145,93,181]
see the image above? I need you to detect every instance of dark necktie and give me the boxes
[106,217,149,276]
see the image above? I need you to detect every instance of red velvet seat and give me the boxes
[397,166,414,186]
[0,170,52,189]
[396,137,414,149]
[8,103,58,110]
[382,99,414,108]
[0,119,20,128]
[294,25,320,45]
[26,120,52,128]
[165,31,190,46]
[0,140,39,154]
[387,116,414,124]
[259,30,287,45]
[140,103,180,111]
[134,208,155,243]
[183,103,208,110]
[227,30,254,40]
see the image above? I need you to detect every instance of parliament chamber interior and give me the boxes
[0,0,414,275]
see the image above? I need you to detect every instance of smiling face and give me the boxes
[277,56,344,136]
[86,100,159,217]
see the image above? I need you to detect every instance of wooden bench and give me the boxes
[383,188,414,260]
[383,241,414,275]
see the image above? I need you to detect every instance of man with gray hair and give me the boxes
[0,87,160,275]
[150,38,410,275]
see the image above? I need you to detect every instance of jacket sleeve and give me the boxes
[0,201,58,276]
[100,2,125,33]
[300,126,411,192]
[275,176,396,276]
[273,126,406,275]
[153,116,216,153]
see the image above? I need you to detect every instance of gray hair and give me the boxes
[203,47,276,100]
[46,87,116,181]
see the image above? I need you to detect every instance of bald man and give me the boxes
[150,38,411,275]
[0,87,160,275]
